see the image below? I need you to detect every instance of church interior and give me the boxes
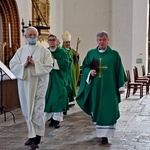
[0,0,150,115]
[0,1,150,149]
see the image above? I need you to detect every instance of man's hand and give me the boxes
[28,56,35,66]
[76,52,79,56]
[24,57,29,68]
[119,90,125,94]
[90,70,97,77]
[24,56,35,68]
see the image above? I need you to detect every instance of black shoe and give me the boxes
[69,96,74,102]
[101,137,108,145]
[54,120,60,128]
[30,141,39,149]
[54,124,60,128]
[35,135,41,144]
[49,118,55,127]
[25,138,32,146]
[63,111,67,115]
[49,119,60,128]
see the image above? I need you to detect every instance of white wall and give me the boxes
[111,0,133,71]
[132,0,149,75]
[63,0,149,76]
[50,0,63,41]
[111,0,149,77]
[15,0,149,76]
[63,0,111,64]
[16,0,32,46]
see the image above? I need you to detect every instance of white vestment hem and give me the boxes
[94,123,116,138]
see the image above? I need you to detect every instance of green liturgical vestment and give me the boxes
[44,47,70,113]
[76,46,127,126]
[63,46,80,98]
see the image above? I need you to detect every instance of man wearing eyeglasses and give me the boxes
[44,34,70,128]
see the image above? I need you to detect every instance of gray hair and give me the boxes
[97,31,109,38]
[24,26,39,36]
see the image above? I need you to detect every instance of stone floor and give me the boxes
[0,90,150,150]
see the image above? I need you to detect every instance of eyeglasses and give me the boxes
[48,39,56,42]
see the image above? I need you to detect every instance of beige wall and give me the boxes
[111,0,133,70]
[62,0,149,77]
[63,0,111,65]
[112,0,149,76]
[16,0,32,46]
[131,0,149,75]
[16,0,149,76]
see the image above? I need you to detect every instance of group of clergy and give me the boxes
[9,27,127,149]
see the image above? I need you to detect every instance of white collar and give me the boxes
[98,47,107,53]
[66,48,70,50]
[98,49,106,53]
[50,47,57,52]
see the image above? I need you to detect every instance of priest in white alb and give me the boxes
[9,27,53,149]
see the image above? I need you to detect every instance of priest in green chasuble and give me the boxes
[62,31,80,108]
[44,34,70,128]
[76,31,127,145]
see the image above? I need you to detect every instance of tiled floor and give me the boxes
[0,91,150,150]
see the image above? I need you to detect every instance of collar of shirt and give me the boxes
[98,48,106,53]
[50,47,57,52]
[65,48,70,50]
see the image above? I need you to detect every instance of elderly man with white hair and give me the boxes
[9,27,53,149]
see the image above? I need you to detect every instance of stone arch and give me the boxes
[0,0,20,66]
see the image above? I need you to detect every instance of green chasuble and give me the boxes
[44,47,70,112]
[63,46,80,97]
[76,46,127,126]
